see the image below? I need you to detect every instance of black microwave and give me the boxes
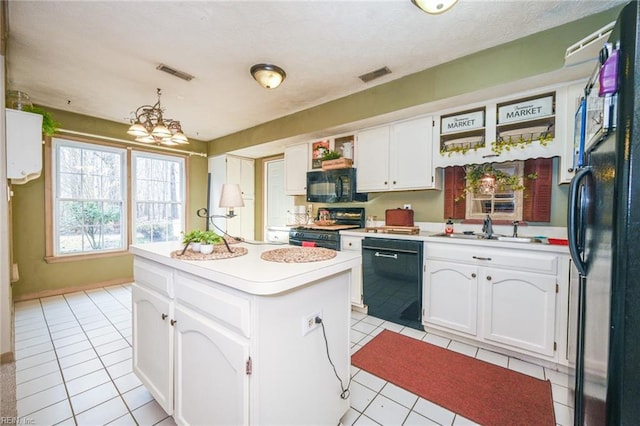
[306,168,367,203]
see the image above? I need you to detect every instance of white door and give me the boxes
[355,126,390,192]
[482,267,556,356]
[265,159,294,228]
[390,116,434,190]
[173,305,250,426]
[132,284,174,414]
[423,260,478,336]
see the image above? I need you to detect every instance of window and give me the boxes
[49,137,186,259]
[53,139,126,255]
[132,152,185,244]
[465,161,524,221]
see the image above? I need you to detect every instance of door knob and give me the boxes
[471,273,476,278]
[486,276,492,281]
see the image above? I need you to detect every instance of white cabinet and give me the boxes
[424,260,478,336]
[482,267,557,356]
[173,306,250,426]
[284,142,309,195]
[433,82,579,169]
[356,116,440,192]
[132,284,174,413]
[341,235,364,308]
[208,155,255,240]
[6,108,43,184]
[559,81,587,184]
[424,241,569,362]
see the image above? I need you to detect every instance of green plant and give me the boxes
[320,150,342,161]
[182,230,205,244]
[200,230,223,245]
[490,132,553,155]
[22,105,59,136]
[455,164,537,202]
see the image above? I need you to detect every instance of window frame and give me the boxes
[465,161,524,221]
[131,150,186,245]
[45,136,189,263]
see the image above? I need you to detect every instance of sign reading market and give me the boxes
[498,94,554,125]
[441,108,485,134]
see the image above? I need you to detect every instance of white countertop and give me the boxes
[341,227,570,254]
[130,241,361,296]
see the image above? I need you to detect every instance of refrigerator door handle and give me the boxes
[568,167,591,276]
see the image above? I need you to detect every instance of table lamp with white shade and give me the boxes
[218,183,245,218]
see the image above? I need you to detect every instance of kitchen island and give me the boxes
[130,241,359,426]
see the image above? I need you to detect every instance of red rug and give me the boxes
[351,329,555,426]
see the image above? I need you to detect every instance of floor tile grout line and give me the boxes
[62,289,141,425]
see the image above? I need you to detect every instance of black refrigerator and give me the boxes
[568,1,640,424]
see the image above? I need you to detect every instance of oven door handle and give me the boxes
[374,252,398,259]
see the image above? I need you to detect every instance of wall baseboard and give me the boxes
[13,277,134,302]
[1,351,14,364]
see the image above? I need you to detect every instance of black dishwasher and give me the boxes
[362,237,423,330]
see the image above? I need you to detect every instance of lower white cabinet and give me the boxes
[132,284,174,413]
[424,242,569,362]
[341,235,364,308]
[173,306,250,426]
[424,260,478,336]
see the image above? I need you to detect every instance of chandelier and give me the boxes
[127,88,188,146]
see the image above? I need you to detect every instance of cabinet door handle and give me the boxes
[161,313,168,320]
[384,181,388,185]
[482,154,499,159]
[471,273,476,278]
[348,242,352,247]
[393,180,397,185]
[486,276,492,281]
[170,319,177,326]
[472,256,492,261]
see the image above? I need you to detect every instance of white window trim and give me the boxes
[465,161,524,221]
[52,138,127,257]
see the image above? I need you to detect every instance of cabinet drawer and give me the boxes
[174,271,251,338]
[425,243,557,275]
[134,258,174,298]
[341,235,363,251]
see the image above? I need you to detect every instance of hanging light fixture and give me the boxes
[250,64,286,89]
[127,88,188,146]
[411,0,458,14]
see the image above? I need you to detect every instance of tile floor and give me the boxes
[12,284,574,425]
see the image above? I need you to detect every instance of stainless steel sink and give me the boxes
[431,233,539,243]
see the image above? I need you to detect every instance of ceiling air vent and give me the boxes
[156,64,195,81]
[358,66,392,83]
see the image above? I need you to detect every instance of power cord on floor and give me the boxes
[316,316,352,399]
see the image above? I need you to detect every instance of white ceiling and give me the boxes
[6,0,624,151]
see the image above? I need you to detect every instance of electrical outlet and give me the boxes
[302,310,322,336]
[403,204,412,210]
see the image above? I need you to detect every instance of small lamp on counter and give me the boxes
[219,183,245,218]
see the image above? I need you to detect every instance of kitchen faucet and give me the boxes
[482,215,493,239]
[512,220,519,237]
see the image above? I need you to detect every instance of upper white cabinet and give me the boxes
[284,142,309,195]
[208,155,255,240]
[433,82,580,169]
[6,108,43,184]
[356,116,440,192]
[559,81,588,184]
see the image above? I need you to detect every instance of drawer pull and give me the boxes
[472,256,492,261]
[161,313,168,320]
[486,276,492,281]
[471,273,476,278]
[170,319,177,326]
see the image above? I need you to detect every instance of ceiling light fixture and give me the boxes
[127,88,188,146]
[250,64,286,89]
[411,0,458,14]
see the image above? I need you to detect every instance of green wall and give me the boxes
[11,109,209,299]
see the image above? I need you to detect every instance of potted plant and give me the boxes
[199,230,223,254]
[321,150,353,170]
[22,105,59,136]
[182,230,205,252]
[455,164,537,202]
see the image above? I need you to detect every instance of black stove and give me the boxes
[288,207,365,250]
